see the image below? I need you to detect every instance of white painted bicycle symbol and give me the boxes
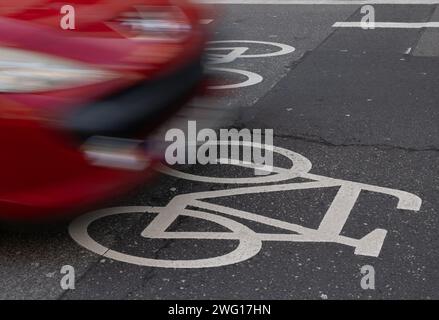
[69,141,422,269]
[206,40,295,89]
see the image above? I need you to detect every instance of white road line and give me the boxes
[333,21,439,28]
[196,0,439,5]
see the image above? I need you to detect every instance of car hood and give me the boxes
[1,0,188,29]
[0,0,206,111]
[0,0,204,70]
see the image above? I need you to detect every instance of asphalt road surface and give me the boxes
[2,1,439,300]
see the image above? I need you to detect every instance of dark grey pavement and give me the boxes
[1,3,439,300]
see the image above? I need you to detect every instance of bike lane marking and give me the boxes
[205,40,296,89]
[208,68,264,89]
[69,142,422,268]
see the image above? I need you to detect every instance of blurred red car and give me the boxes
[0,0,208,220]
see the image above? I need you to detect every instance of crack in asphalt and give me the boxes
[211,123,439,153]
[56,253,104,300]
[120,215,191,299]
[57,213,191,300]
[272,132,439,153]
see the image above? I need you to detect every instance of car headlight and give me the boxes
[0,47,117,93]
[113,5,192,42]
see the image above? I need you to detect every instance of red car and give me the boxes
[0,0,208,220]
